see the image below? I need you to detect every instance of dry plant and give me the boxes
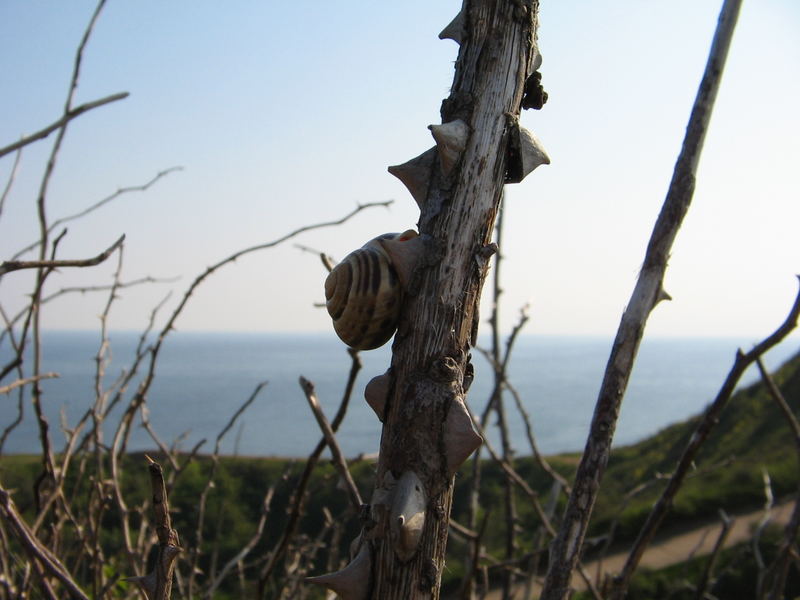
[0,2,387,599]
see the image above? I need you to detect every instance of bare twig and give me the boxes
[470,410,603,600]
[204,485,277,599]
[258,348,361,593]
[127,456,182,600]
[0,373,59,395]
[608,278,800,599]
[541,2,743,597]
[694,509,733,600]
[506,380,571,494]
[122,202,389,465]
[0,92,129,160]
[754,469,775,594]
[187,382,267,597]
[11,167,182,261]
[0,486,90,600]
[295,242,336,273]
[755,355,800,600]
[0,147,22,217]
[0,234,125,276]
[299,376,363,511]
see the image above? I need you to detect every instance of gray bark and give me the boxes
[368,1,542,598]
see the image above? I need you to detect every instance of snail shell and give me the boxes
[325,231,418,350]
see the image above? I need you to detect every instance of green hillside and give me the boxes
[590,345,800,541]
[0,345,797,597]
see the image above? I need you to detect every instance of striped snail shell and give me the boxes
[325,230,419,351]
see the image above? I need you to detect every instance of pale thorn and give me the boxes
[306,543,371,600]
[519,126,550,176]
[126,572,157,598]
[429,119,470,175]
[387,147,436,210]
[507,125,550,183]
[364,371,391,422]
[390,471,427,562]
[444,396,482,477]
[439,10,466,44]
[379,231,426,289]
[655,287,673,308]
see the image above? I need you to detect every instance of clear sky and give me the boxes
[1,1,798,340]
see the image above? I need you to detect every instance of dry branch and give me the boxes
[694,509,733,599]
[607,278,800,598]
[127,456,182,600]
[0,92,129,160]
[0,486,90,600]
[204,485,277,599]
[0,234,125,277]
[756,355,800,599]
[0,372,59,395]
[0,147,22,217]
[540,1,743,596]
[258,348,361,591]
[187,381,267,597]
[300,376,363,511]
[10,167,182,262]
[363,2,543,597]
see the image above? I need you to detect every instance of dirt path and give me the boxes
[479,500,795,599]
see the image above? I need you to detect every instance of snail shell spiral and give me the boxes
[325,231,417,350]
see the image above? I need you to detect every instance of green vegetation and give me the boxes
[591,347,800,543]
[1,347,797,595]
[573,524,800,599]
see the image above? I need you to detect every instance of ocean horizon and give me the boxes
[1,331,798,460]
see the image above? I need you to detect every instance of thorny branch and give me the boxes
[127,457,182,600]
[0,234,126,277]
[756,355,800,600]
[540,2,743,597]
[608,278,800,598]
[258,348,362,593]
[10,166,183,262]
[0,372,59,395]
[0,92,130,160]
[300,376,363,511]
[0,486,90,600]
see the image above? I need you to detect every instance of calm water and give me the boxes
[1,331,797,458]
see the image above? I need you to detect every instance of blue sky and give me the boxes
[1,1,798,340]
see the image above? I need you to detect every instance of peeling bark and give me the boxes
[364,2,543,597]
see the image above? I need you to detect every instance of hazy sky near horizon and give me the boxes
[1,1,798,341]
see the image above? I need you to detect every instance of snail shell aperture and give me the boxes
[325,230,419,350]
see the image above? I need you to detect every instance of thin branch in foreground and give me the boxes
[0,274,179,340]
[0,147,22,218]
[294,243,336,273]
[299,376,363,511]
[0,92,129,160]
[0,373,59,395]
[467,404,603,600]
[0,486,90,600]
[540,2,743,597]
[187,381,267,598]
[204,484,278,599]
[125,200,391,443]
[258,347,361,594]
[127,457,181,600]
[608,277,800,599]
[11,166,183,261]
[694,509,733,600]
[755,355,800,600]
[0,234,125,277]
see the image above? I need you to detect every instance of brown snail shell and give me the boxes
[325,231,418,350]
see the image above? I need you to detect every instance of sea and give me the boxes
[1,331,798,459]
